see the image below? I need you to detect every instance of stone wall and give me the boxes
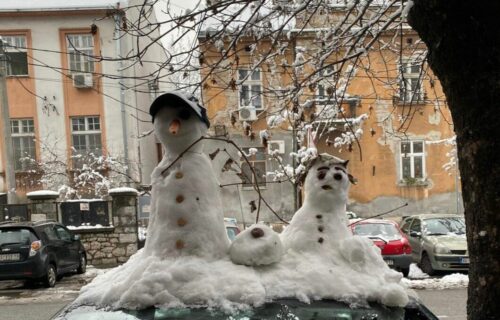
[70,189,139,267]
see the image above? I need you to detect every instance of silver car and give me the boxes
[400,214,468,275]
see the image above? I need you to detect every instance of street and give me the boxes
[0,266,104,320]
[417,288,467,320]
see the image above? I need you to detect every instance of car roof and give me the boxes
[405,214,464,220]
[0,220,58,229]
[351,219,398,225]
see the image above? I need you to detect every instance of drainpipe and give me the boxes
[114,8,131,183]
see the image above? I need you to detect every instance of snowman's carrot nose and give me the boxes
[169,119,181,135]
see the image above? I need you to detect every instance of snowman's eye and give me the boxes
[178,109,191,120]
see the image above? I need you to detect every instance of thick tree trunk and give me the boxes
[408,1,500,319]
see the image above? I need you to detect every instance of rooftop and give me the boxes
[0,0,126,12]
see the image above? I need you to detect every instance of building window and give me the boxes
[71,116,102,168]
[400,59,423,103]
[66,34,95,73]
[316,66,337,105]
[11,119,36,171]
[400,140,425,179]
[1,35,28,76]
[238,69,263,110]
[240,147,266,188]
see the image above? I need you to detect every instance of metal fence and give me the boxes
[59,201,111,227]
[0,204,29,222]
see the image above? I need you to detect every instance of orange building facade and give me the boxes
[197,11,461,223]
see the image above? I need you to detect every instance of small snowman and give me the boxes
[229,224,284,266]
[144,91,230,259]
[280,153,357,252]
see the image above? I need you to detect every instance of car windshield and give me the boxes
[0,228,32,246]
[225,226,239,241]
[352,223,401,240]
[63,299,433,320]
[423,217,466,235]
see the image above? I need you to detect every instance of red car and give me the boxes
[350,219,412,277]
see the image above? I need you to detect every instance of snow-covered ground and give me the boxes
[403,264,469,290]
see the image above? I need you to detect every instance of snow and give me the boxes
[229,224,284,266]
[401,264,468,290]
[26,190,59,197]
[73,152,408,312]
[65,198,105,202]
[67,224,113,230]
[108,187,139,195]
[0,0,125,11]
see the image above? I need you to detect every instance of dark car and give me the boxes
[55,297,438,320]
[0,220,87,287]
[350,219,413,277]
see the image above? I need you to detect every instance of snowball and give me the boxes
[229,224,284,266]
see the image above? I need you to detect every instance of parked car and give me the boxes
[0,220,87,287]
[56,297,438,319]
[224,217,241,241]
[400,214,468,275]
[350,219,412,277]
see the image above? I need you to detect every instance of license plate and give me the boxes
[385,259,394,266]
[0,253,20,262]
[461,257,470,264]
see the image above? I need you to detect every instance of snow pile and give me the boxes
[229,224,284,266]
[403,273,468,290]
[76,247,407,311]
[408,263,430,279]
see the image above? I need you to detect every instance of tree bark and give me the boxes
[408,1,500,319]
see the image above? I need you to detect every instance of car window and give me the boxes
[401,218,413,233]
[55,226,72,241]
[353,223,401,240]
[410,219,421,233]
[0,228,33,245]
[423,217,466,235]
[226,227,239,241]
[44,226,59,241]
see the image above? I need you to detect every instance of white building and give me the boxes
[0,0,167,200]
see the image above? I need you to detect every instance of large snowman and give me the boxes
[145,91,230,259]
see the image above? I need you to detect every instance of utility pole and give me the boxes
[0,38,17,204]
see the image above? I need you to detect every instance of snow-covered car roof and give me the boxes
[55,296,438,320]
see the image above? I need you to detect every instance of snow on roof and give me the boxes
[200,2,295,37]
[0,0,126,11]
[26,190,59,197]
[108,187,139,195]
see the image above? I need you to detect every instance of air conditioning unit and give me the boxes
[268,140,285,154]
[72,73,93,88]
[238,106,258,121]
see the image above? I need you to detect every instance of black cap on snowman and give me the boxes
[149,90,210,128]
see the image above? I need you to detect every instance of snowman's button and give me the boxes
[176,239,185,249]
[316,214,322,219]
[177,218,187,227]
[176,195,185,203]
[175,172,183,179]
[318,226,324,232]
[318,237,324,243]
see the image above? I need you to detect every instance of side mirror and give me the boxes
[410,231,422,238]
[73,234,81,241]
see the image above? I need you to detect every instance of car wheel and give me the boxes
[420,253,435,276]
[77,254,86,274]
[44,264,57,288]
[401,267,410,277]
